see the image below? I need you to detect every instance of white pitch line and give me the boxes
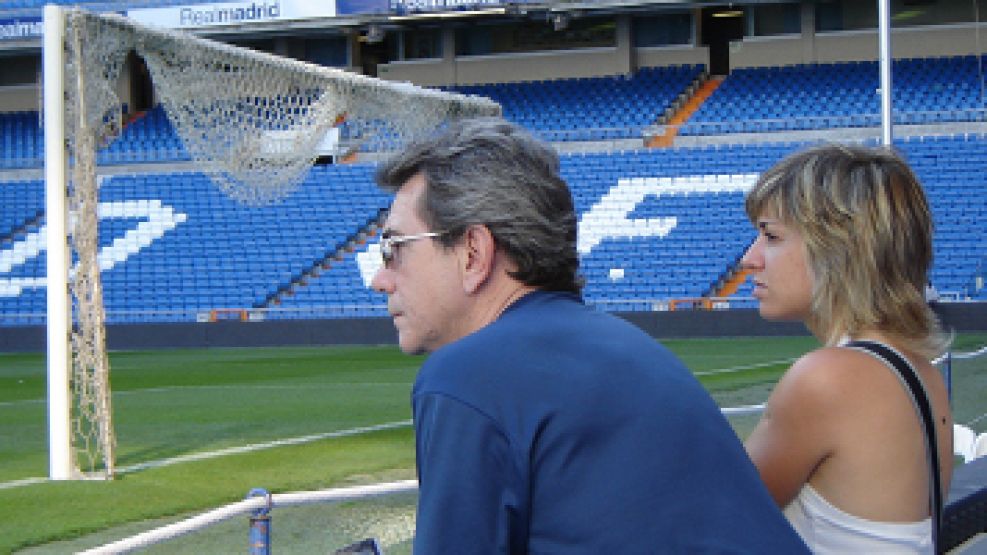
[0,476,47,490]
[115,420,414,475]
[111,383,410,396]
[693,357,797,376]
[0,398,45,408]
[0,420,412,491]
[0,383,409,408]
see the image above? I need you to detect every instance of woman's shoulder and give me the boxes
[771,347,896,414]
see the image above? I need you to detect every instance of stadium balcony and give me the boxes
[3,133,985,325]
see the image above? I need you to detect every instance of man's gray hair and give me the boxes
[376,117,583,293]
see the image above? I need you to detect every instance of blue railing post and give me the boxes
[247,488,272,555]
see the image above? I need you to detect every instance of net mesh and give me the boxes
[59,7,500,478]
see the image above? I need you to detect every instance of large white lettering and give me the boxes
[179,1,280,26]
[355,173,759,287]
[391,0,504,10]
[577,174,758,254]
[0,19,43,41]
[0,200,187,297]
[129,0,333,29]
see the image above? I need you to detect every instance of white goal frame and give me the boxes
[44,4,72,481]
[42,5,499,480]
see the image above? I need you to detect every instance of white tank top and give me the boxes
[784,484,932,554]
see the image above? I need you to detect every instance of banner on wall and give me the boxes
[386,0,537,14]
[0,18,43,41]
[127,0,335,29]
[338,0,535,15]
[1,1,538,38]
[336,0,390,15]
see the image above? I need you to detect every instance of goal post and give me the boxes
[43,5,500,480]
[43,4,72,481]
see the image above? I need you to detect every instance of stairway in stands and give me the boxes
[647,75,724,148]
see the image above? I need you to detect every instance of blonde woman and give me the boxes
[741,143,953,553]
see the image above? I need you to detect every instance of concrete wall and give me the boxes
[0,52,138,114]
[377,44,710,87]
[379,46,624,86]
[0,84,39,112]
[376,20,986,86]
[636,45,709,70]
[731,22,987,69]
[377,11,710,87]
[4,302,984,352]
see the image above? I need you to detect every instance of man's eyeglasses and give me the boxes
[379,231,447,265]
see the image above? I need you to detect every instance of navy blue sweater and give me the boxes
[412,290,806,554]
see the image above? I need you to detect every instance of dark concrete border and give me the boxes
[2,302,983,353]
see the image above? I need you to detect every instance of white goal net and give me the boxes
[44,6,499,479]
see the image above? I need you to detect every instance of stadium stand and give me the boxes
[1,4,985,553]
[449,65,705,142]
[0,111,42,170]
[0,107,191,169]
[0,3,985,325]
[6,56,981,168]
[2,132,984,325]
[0,164,391,325]
[5,63,699,168]
[682,56,987,135]
[99,106,191,165]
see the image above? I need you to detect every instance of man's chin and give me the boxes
[398,337,427,356]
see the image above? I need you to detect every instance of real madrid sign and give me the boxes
[127,0,334,29]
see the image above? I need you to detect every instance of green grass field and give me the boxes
[2,333,985,553]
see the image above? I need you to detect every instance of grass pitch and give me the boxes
[2,333,984,553]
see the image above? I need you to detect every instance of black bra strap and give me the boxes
[845,340,942,554]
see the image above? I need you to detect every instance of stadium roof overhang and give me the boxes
[192,0,795,42]
[0,0,796,54]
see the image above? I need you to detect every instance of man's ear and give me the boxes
[460,224,496,294]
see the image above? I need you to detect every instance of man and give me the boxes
[371,118,807,553]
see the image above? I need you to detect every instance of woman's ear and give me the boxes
[460,224,496,294]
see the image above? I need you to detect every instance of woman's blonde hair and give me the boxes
[745,143,949,359]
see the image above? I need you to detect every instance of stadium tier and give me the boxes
[0,165,392,325]
[683,56,987,135]
[449,65,705,141]
[100,106,191,165]
[2,134,985,326]
[0,111,42,170]
[3,57,984,169]
[0,107,190,170]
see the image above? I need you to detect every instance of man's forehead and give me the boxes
[384,178,425,232]
[384,196,414,231]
